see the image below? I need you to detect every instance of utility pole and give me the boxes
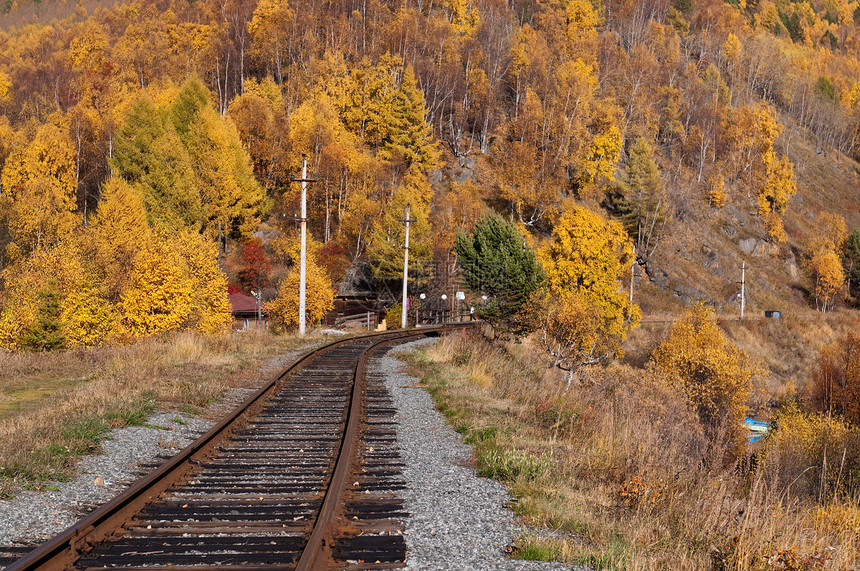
[290,155,317,336]
[256,289,262,329]
[629,246,635,303]
[399,204,416,329]
[251,289,261,329]
[740,260,746,320]
[300,156,307,336]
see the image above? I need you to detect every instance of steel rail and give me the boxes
[294,330,430,571]
[5,324,470,571]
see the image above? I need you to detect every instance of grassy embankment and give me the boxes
[405,319,860,570]
[0,330,322,498]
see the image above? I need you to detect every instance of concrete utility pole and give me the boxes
[629,246,635,303]
[400,204,416,329]
[256,289,262,329]
[740,260,746,320]
[290,155,317,336]
[299,156,308,336]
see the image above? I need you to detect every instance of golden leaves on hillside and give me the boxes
[268,259,335,332]
[528,204,640,386]
[652,303,758,453]
[803,211,848,312]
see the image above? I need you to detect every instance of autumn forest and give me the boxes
[3,0,860,565]
[0,0,859,347]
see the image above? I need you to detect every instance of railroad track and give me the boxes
[4,326,467,571]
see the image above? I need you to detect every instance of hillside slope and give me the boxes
[0,0,859,344]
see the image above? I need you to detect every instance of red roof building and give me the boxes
[228,292,268,331]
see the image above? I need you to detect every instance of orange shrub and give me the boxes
[809,330,860,423]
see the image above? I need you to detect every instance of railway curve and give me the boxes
[4,325,469,571]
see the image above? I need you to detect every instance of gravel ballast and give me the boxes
[0,411,213,548]
[0,345,314,558]
[1,336,583,569]
[376,338,581,570]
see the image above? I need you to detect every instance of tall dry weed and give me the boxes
[0,329,314,497]
[413,330,860,569]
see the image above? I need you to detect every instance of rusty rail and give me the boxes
[5,324,470,571]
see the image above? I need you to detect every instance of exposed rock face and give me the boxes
[739,238,757,254]
[673,283,707,304]
[646,262,670,290]
[452,156,476,184]
[753,241,778,257]
[701,244,718,270]
[785,250,799,281]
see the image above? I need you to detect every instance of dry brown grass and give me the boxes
[0,330,321,497]
[625,310,858,405]
[409,331,860,570]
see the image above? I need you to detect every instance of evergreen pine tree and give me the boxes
[172,78,268,240]
[843,229,860,301]
[619,137,668,258]
[454,213,545,336]
[20,282,66,351]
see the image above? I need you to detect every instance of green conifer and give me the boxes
[454,213,545,336]
[20,283,66,351]
[111,96,202,233]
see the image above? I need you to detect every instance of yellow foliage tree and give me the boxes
[112,94,202,233]
[287,93,373,246]
[175,232,232,335]
[90,176,152,300]
[812,211,848,255]
[0,122,79,257]
[0,69,11,105]
[443,0,480,37]
[531,204,640,385]
[268,257,335,332]
[247,0,296,83]
[652,303,757,453]
[61,282,116,348]
[227,80,287,192]
[810,248,844,312]
[577,125,622,193]
[367,167,434,279]
[810,331,860,424]
[118,238,192,339]
[565,0,600,63]
[493,139,554,225]
[172,79,268,240]
[759,154,797,242]
[431,181,485,252]
[765,402,859,499]
[708,174,727,208]
[0,240,107,349]
[804,211,847,312]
